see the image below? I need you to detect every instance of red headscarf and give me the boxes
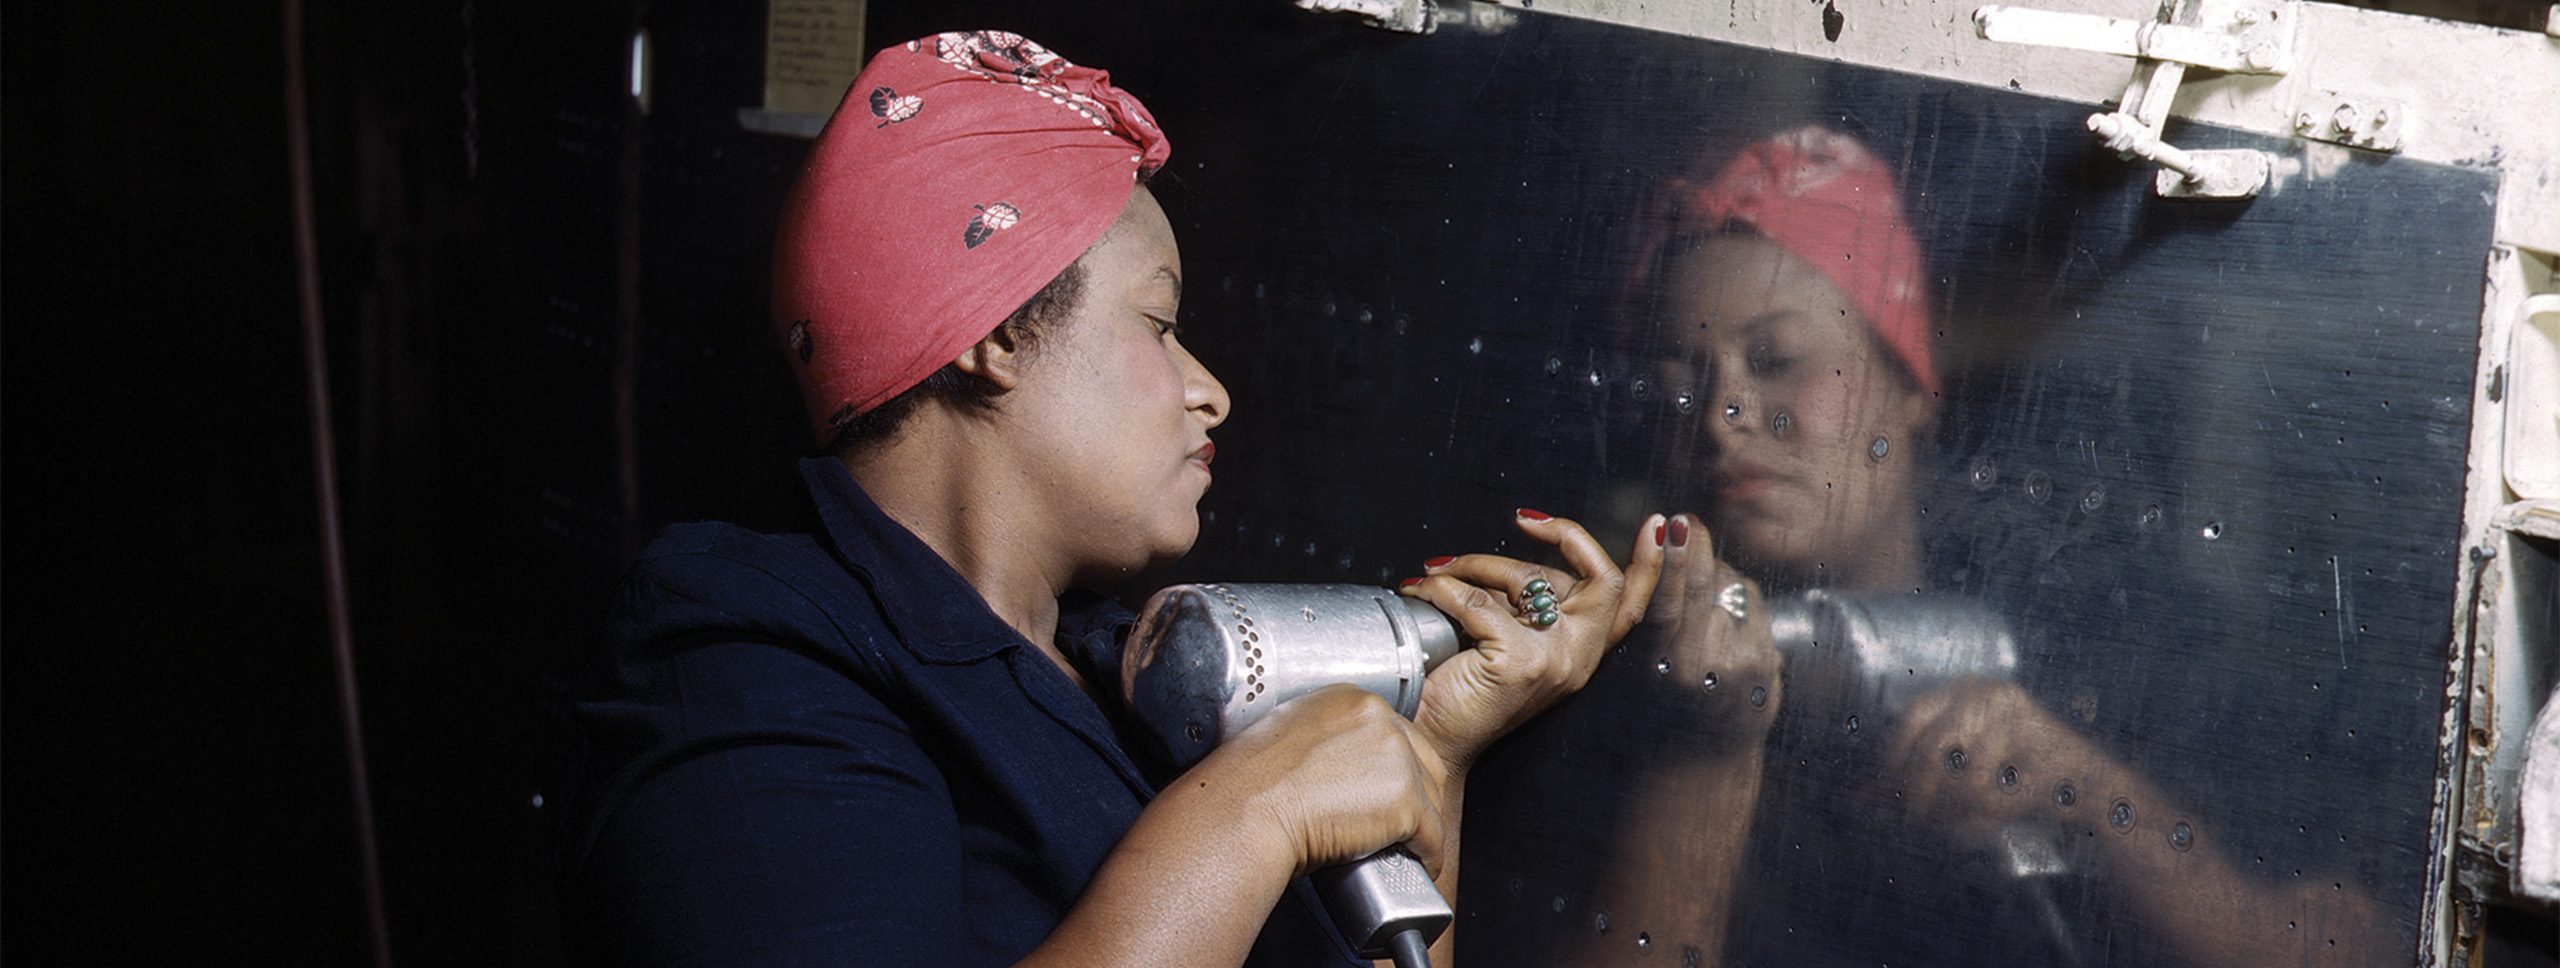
[773,31,1172,441]
[1629,126,1938,394]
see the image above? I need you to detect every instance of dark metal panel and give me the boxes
[1138,10,2493,966]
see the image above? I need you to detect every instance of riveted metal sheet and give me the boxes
[1139,8,2493,966]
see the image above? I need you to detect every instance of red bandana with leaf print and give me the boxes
[773,30,1172,441]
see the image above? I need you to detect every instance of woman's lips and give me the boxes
[1714,462,1783,502]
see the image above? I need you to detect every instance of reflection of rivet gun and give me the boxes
[1769,591,2084,968]
[1767,590,2020,718]
[1124,583,1463,968]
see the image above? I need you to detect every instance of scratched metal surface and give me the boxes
[1137,8,2493,967]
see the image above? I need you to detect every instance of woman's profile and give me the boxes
[555,31,1668,968]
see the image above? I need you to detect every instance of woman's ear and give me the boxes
[1894,381,1940,437]
[949,328,1027,392]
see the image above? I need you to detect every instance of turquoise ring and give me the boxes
[1523,577,1561,627]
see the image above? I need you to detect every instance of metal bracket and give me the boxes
[1297,0,1437,34]
[1973,1,2295,73]
[2292,89,2407,153]
[1975,0,2289,199]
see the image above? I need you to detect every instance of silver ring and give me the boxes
[1716,582,1750,622]
[1522,577,1559,627]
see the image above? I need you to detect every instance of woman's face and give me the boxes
[1004,187,1230,582]
[1656,234,1934,585]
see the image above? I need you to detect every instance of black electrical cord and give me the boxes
[1386,928,1432,968]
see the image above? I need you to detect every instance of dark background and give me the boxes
[5,1,2554,965]
[3,1,1188,962]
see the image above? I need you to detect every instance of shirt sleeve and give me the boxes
[569,563,968,967]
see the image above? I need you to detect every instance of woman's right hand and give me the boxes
[1637,514,1784,740]
[1180,683,1454,879]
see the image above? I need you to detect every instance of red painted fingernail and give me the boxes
[1668,517,1690,547]
[1516,508,1553,521]
[1654,521,1668,547]
[1399,576,1424,588]
[1424,556,1456,569]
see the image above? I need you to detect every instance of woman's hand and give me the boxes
[1885,678,2113,842]
[1180,683,1455,879]
[1398,509,1667,774]
[1640,514,1783,727]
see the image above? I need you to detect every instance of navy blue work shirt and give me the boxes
[558,457,1367,967]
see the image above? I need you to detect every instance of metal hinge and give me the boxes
[1297,0,1437,34]
[1975,0,2294,198]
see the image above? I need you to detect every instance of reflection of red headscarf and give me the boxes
[773,31,1172,441]
[1629,126,1937,394]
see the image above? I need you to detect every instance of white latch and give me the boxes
[1973,2,2294,73]
[1974,0,2293,198]
[1297,0,1437,34]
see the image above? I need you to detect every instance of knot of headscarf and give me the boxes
[773,30,1171,442]
[1631,126,1937,394]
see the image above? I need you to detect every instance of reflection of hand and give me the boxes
[1638,514,1783,739]
[1887,678,2113,842]
[1399,510,1667,774]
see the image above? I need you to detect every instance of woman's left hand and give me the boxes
[1399,510,1667,773]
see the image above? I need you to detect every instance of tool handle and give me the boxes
[1310,846,1452,959]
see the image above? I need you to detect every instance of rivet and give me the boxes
[1944,746,1968,773]
[1467,336,1482,354]
[2025,472,2052,503]
[2110,798,2137,831]
[1845,715,1861,734]
[2170,820,2195,851]
[1770,411,1793,435]
[1722,400,1744,423]
[1636,932,1652,949]
[1545,356,1564,376]
[2053,780,2079,808]
[2201,520,2225,540]
[1749,685,1768,707]
[2139,504,2165,531]
[1674,389,1697,414]
[1655,658,1673,676]
[1702,672,1719,690]
[1354,305,1375,324]
[1552,895,1568,913]
[1869,437,1891,460]
[1594,912,1609,933]
[1970,458,1999,490]
[2079,484,2107,513]
[1999,763,2020,790]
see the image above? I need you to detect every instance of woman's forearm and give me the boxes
[1019,770,1303,968]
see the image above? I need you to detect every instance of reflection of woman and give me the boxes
[1587,127,2388,967]
[556,33,1664,967]
[1637,126,1942,598]
[1566,125,1940,965]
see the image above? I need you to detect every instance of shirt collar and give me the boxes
[801,457,1133,666]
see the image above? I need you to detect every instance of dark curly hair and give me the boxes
[823,259,1088,454]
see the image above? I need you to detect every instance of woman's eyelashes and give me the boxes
[1745,340,1794,379]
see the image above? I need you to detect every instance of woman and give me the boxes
[557,32,1666,968]
[1584,126,2390,967]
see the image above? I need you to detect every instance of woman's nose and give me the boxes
[1181,344,1230,429]
[1709,389,1754,439]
